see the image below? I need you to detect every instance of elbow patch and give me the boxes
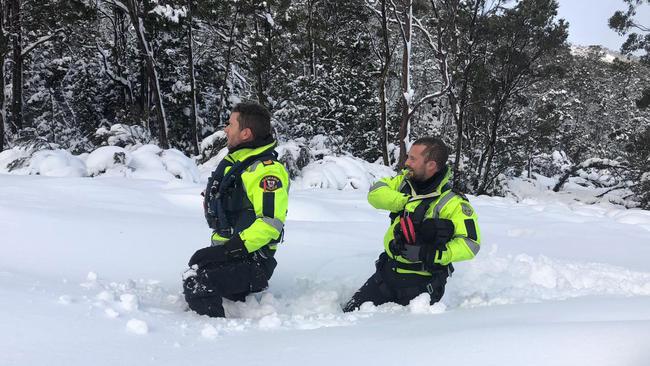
[464,219,478,241]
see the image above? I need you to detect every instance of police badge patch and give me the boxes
[260,176,282,192]
[461,202,474,216]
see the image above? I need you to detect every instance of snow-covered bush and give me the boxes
[86,146,132,177]
[0,149,86,177]
[198,131,227,164]
[293,155,394,190]
[27,150,87,177]
[129,145,200,182]
[1,144,200,183]
[276,139,311,179]
[0,131,60,173]
[94,124,152,148]
[530,151,572,178]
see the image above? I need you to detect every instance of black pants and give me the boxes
[183,255,277,318]
[343,253,448,312]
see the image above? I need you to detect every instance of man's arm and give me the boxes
[367,172,410,212]
[238,161,290,253]
[434,197,481,265]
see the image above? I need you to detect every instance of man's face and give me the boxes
[405,144,438,182]
[224,112,251,149]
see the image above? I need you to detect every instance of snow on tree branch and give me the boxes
[21,29,65,58]
[553,158,629,192]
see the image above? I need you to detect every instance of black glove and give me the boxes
[188,235,248,267]
[416,218,454,248]
[222,235,247,259]
[188,245,228,267]
[397,218,455,263]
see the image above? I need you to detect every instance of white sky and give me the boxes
[556,0,650,51]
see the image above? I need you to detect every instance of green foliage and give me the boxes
[609,0,650,65]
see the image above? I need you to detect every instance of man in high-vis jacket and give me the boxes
[343,137,480,311]
[183,102,289,318]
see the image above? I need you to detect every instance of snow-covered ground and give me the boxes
[2,173,650,366]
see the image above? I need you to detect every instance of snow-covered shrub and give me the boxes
[129,145,200,182]
[531,150,572,177]
[0,147,33,173]
[640,173,650,209]
[198,131,227,164]
[161,148,201,182]
[94,124,152,148]
[25,149,87,177]
[0,130,60,173]
[277,139,311,179]
[86,146,132,177]
[1,143,201,183]
[293,154,395,190]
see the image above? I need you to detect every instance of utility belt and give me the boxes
[389,258,454,277]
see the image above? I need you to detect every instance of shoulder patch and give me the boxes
[262,160,274,166]
[461,202,474,217]
[260,175,282,192]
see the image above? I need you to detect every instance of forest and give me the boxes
[0,0,649,207]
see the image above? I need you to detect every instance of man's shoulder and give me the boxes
[243,158,289,182]
[439,189,476,218]
[450,188,470,202]
[245,158,285,172]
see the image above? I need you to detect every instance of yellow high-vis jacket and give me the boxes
[368,166,481,275]
[205,139,289,254]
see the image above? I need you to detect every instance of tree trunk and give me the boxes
[217,6,239,127]
[10,0,23,131]
[451,75,471,189]
[0,52,4,151]
[140,59,150,130]
[307,0,316,78]
[397,0,412,168]
[0,3,7,151]
[253,19,267,106]
[379,79,389,166]
[477,105,502,194]
[377,0,391,166]
[126,0,168,148]
[187,0,199,156]
[113,7,132,106]
[450,92,463,186]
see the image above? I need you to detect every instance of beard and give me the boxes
[406,168,427,182]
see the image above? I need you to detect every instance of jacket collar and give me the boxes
[226,135,277,163]
[406,165,451,196]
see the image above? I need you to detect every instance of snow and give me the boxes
[293,155,395,190]
[25,149,87,177]
[150,4,187,23]
[86,146,131,176]
[1,145,200,183]
[199,130,226,153]
[1,170,650,365]
[126,319,149,335]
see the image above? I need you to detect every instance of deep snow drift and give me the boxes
[1,173,650,366]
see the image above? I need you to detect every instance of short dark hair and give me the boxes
[413,136,449,167]
[232,101,272,139]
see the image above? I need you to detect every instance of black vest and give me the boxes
[204,143,278,238]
